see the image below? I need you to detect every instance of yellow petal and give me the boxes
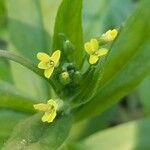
[50,50,61,66]
[90,38,99,50]
[84,42,93,55]
[110,29,118,38]
[84,38,99,55]
[89,55,99,64]
[42,111,56,123]
[33,103,48,111]
[44,67,54,78]
[103,29,118,41]
[47,99,58,109]
[37,52,50,61]
[97,48,108,57]
[38,61,49,69]
[105,30,111,34]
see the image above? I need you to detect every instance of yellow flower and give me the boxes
[37,50,61,78]
[102,29,118,42]
[33,99,58,123]
[84,38,108,64]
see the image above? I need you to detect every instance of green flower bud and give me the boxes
[59,71,71,85]
[63,40,75,51]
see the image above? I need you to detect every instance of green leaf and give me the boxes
[7,0,51,100]
[138,75,150,114]
[74,0,150,121]
[3,114,72,150]
[0,0,12,82]
[40,0,61,38]
[78,105,117,140]
[0,80,35,113]
[52,0,84,67]
[71,60,105,107]
[0,57,12,82]
[0,0,6,28]
[83,0,134,40]
[78,117,150,150]
[0,110,28,149]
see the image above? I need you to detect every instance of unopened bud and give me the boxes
[64,40,75,51]
[59,71,71,85]
[98,29,118,45]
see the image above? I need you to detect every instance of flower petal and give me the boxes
[33,103,48,111]
[50,50,61,66]
[38,61,49,69]
[89,55,99,64]
[84,42,93,55]
[90,38,99,50]
[84,38,99,55]
[44,67,54,78]
[37,52,50,61]
[102,29,118,41]
[110,29,118,39]
[97,48,108,57]
[42,111,56,123]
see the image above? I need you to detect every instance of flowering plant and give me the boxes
[0,0,150,149]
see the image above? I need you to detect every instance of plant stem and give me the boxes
[0,50,58,94]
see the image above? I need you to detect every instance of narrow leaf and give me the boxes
[52,0,84,67]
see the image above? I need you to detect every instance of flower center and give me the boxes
[93,51,99,56]
[47,60,55,68]
[47,105,55,112]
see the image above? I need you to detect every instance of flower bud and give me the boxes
[59,71,71,85]
[98,29,118,45]
[64,40,75,51]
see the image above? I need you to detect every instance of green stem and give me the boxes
[0,50,57,93]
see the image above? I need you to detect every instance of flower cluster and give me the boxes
[34,29,118,123]
[84,29,118,64]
